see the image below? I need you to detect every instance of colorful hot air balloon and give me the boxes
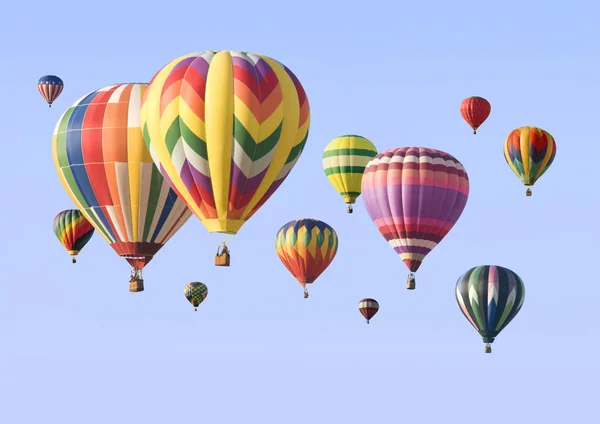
[361,147,470,289]
[322,135,378,213]
[275,219,338,298]
[503,126,556,196]
[184,282,208,311]
[141,51,310,265]
[460,96,491,134]
[52,83,193,292]
[455,265,526,353]
[38,75,64,108]
[358,298,379,324]
[53,209,95,263]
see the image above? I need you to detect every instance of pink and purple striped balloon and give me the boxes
[361,147,470,288]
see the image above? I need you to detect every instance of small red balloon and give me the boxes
[460,96,491,134]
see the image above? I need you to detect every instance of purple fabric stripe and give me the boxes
[190,55,210,77]
[173,56,197,72]
[185,162,213,194]
[232,56,258,80]
[230,160,267,194]
[254,58,272,83]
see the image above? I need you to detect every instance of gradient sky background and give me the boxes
[1,1,598,422]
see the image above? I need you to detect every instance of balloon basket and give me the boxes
[347,205,353,214]
[526,188,532,197]
[72,257,76,264]
[214,252,230,267]
[484,344,492,353]
[366,319,370,324]
[129,277,144,292]
[303,290,309,299]
[406,275,416,290]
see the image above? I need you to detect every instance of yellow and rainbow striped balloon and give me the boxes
[141,51,310,235]
[322,135,377,213]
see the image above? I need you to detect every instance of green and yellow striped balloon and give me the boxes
[322,135,377,213]
[184,282,208,312]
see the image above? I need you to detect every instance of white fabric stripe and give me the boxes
[323,154,373,169]
[115,162,133,241]
[181,137,210,177]
[388,238,437,249]
[158,205,192,244]
[128,84,142,129]
[105,205,126,242]
[153,193,183,242]
[147,182,170,241]
[108,84,127,103]
[171,137,188,175]
[232,135,277,178]
[89,207,116,243]
[154,197,190,243]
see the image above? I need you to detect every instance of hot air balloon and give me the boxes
[460,96,490,134]
[503,126,556,196]
[322,135,378,213]
[358,298,379,324]
[184,282,208,311]
[53,209,95,263]
[455,265,525,353]
[361,147,470,289]
[38,75,64,108]
[52,83,193,292]
[275,219,338,298]
[141,50,310,266]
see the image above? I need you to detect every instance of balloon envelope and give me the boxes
[361,147,469,276]
[275,218,338,293]
[358,298,379,323]
[184,282,208,310]
[459,96,491,134]
[455,265,525,348]
[52,83,192,271]
[503,126,556,192]
[322,134,377,207]
[141,50,310,236]
[38,75,64,107]
[53,209,94,260]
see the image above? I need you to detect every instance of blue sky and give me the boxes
[1,1,598,422]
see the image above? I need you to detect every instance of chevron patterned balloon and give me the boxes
[503,126,557,196]
[141,50,310,236]
[275,218,338,297]
[455,265,526,353]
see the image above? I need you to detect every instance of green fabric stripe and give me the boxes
[180,119,208,160]
[322,148,377,158]
[233,116,282,160]
[469,266,485,330]
[165,117,182,156]
[324,166,367,175]
[142,166,163,240]
[337,191,361,196]
[285,131,309,165]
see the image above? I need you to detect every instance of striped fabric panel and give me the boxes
[52,83,192,268]
[361,147,469,273]
[322,135,377,203]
